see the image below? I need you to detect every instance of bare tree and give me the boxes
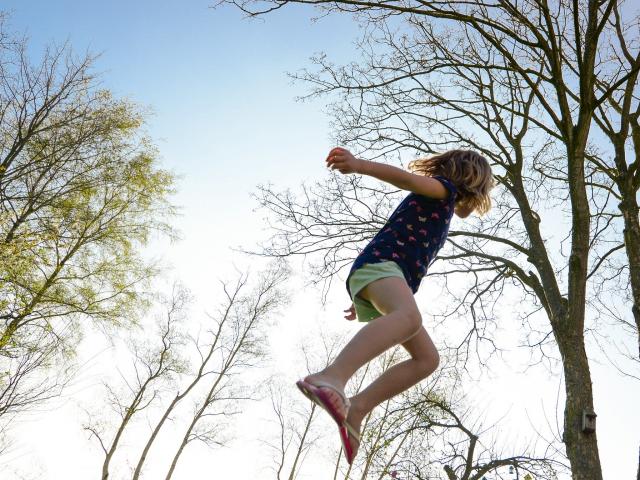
[213,1,640,478]
[85,260,290,479]
[261,329,376,480]
[266,339,564,479]
[0,325,75,456]
[164,261,290,479]
[263,376,321,480]
[388,391,566,480]
[85,282,189,480]
[341,353,566,480]
[0,321,77,412]
[586,1,640,359]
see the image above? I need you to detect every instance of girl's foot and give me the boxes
[342,397,365,463]
[303,371,349,420]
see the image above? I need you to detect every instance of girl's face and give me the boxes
[454,203,473,218]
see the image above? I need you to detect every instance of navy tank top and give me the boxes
[345,175,458,297]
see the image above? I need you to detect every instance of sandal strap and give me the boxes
[343,421,360,442]
[309,380,351,409]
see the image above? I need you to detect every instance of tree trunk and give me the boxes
[560,128,603,478]
[618,181,640,358]
[132,395,180,480]
[618,167,640,480]
[556,322,603,480]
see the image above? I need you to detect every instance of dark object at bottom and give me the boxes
[582,408,597,433]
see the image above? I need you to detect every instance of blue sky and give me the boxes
[5,0,362,223]
[3,0,371,298]
[2,1,371,477]
[2,1,640,479]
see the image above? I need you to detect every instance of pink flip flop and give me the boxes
[295,378,351,426]
[339,421,360,465]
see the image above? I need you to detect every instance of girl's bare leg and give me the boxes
[350,326,438,413]
[343,327,439,456]
[303,276,431,420]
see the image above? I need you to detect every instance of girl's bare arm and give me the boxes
[359,160,449,200]
[326,147,449,200]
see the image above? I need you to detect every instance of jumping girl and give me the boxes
[296,146,495,464]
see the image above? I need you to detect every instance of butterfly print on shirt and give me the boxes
[345,174,457,297]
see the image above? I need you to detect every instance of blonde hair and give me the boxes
[407,149,495,215]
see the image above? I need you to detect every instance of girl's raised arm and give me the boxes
[326,147,449,200]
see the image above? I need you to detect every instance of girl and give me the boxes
[296,146,494,464]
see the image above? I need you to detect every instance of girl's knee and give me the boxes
[431,349,440,371]
[418,349,439,378]
[403,308,422,334]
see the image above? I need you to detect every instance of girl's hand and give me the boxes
[326,147,363,175]
[344,303,356,321]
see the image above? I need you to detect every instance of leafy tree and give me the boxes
[0,14,177,439]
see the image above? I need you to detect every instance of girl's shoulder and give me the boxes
[429,175,458,199]
[404,175,457,205]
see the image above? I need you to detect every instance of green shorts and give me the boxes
[348,260,407,322]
